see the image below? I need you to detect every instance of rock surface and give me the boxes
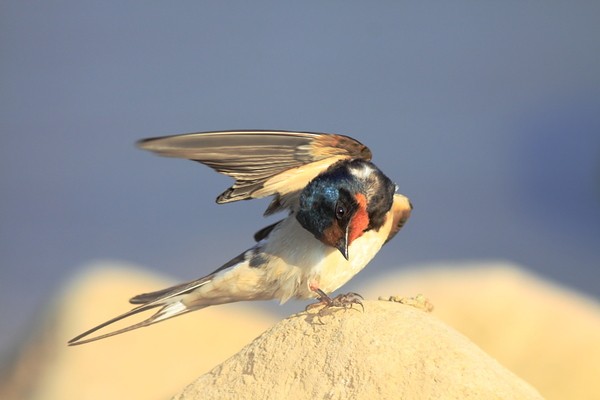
[173,300,543,400]
[0,262,279,400]
[362,262,600,400]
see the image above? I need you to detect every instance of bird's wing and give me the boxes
[385,194,413,244]
[253,219,284,242]
[137,130,372,214]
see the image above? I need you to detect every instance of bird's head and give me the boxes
[296,160,393,259]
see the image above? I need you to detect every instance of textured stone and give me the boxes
[174,300,543,400]
[363,262,600,400]
[0,262,278,400]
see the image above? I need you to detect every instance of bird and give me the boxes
[68,130,412,345]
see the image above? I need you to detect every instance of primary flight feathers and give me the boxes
[137,130,372,214]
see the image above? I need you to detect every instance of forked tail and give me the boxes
[68,276,212,345]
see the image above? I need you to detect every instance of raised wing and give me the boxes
[138,130,372,214]
[385,194,413,244]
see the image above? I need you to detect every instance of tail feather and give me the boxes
[68,276,213,346]
[68,303,166,346]
[129,280,197,304]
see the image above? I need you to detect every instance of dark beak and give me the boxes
[336,227,350,260]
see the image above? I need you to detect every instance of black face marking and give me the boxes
[335,203,347,220]
[346,159,395,231]
[297,176,357,242]
[296,159,395,247]
[365,176,395,230]
[334,189,358,229]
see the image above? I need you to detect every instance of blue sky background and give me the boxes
[1,2,599,355]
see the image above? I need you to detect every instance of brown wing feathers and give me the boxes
[385,194,413,244]
[137,130,371,210]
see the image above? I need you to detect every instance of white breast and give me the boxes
[262,212,392,302]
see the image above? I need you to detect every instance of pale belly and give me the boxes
[261,214,392,302]
[190,213,393,306]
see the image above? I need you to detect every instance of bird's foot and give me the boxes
[329,292,365,311]
[306,289,364,313]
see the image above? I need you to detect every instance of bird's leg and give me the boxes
[305,285,364,312]
[305,288,334,311]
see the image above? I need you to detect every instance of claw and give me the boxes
[305,288,333,312]
[330,292,364,312]
[306,290,365,315]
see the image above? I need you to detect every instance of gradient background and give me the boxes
[1,2,599,356]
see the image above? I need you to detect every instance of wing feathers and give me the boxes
[253,219,284,242]
[129,280,200,304]
[385,194,413,244]
[138,130,371,208]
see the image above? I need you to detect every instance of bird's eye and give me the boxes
[335,205,346,220]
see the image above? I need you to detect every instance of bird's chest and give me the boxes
[313,228,387,295]
[263,217,388,300]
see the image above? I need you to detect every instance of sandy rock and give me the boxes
[362,262,600,400]
[174,300,543,400]
[0,262,279,400]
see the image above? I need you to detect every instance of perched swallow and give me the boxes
[68,130,412,345]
